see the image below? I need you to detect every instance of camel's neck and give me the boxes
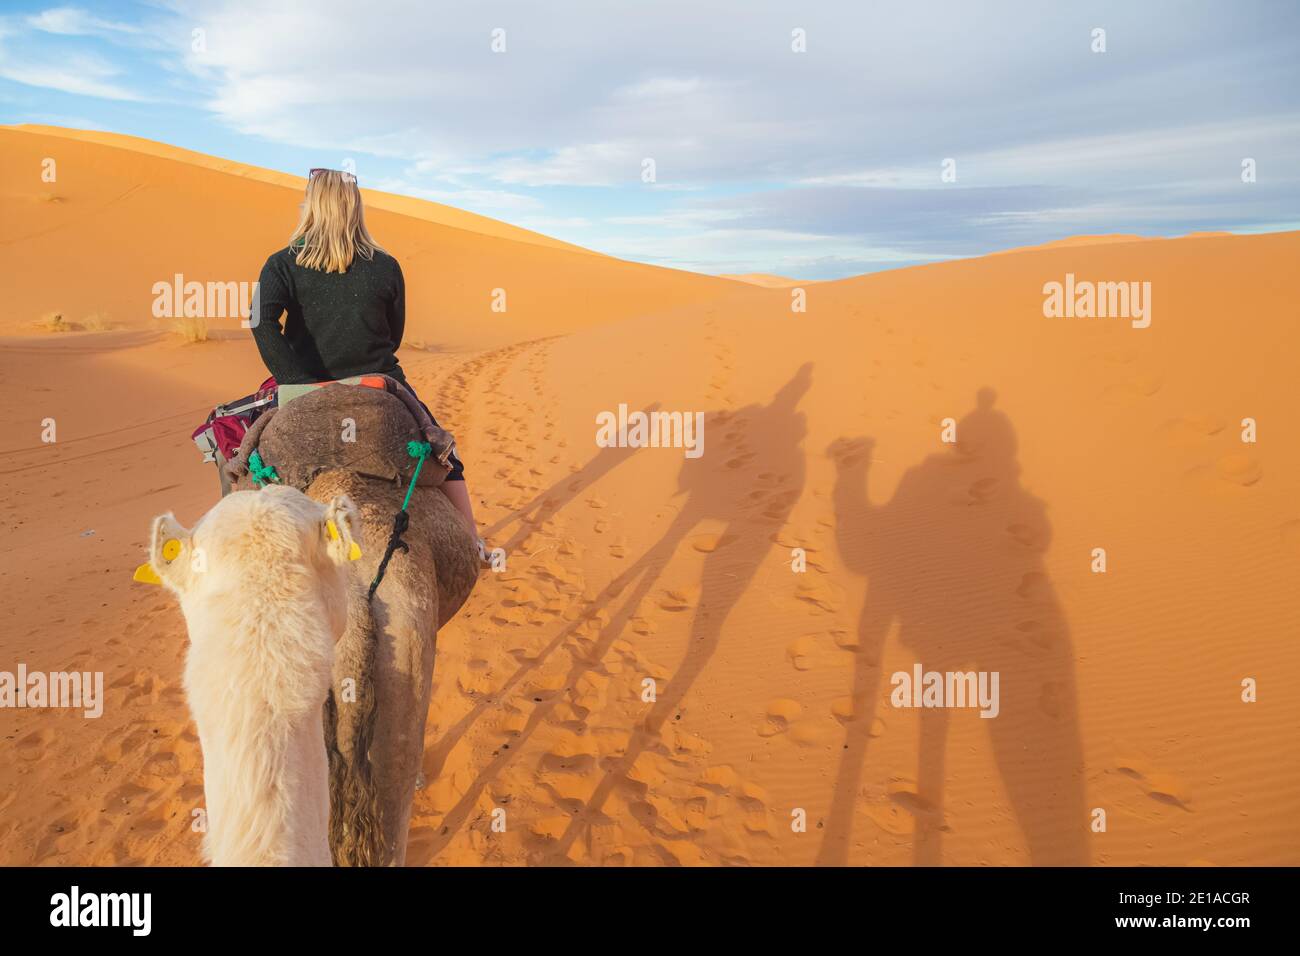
[203,715,331,867]
[184,610,334,867]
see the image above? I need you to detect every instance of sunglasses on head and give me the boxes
[308,168,357,183]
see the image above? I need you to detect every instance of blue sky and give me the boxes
[2,0,1297,279]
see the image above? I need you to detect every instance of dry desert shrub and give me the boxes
[173,316,209,343]
[35,311,70,332]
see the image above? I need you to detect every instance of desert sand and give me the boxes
[719,273,809,288]
[1,125,1297,866]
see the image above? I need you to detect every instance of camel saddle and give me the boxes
[224,375,456,494]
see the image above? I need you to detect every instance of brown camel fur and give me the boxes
[226,384,479,866]
[309,470,478,865]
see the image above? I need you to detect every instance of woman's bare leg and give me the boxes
[439,480,477,536]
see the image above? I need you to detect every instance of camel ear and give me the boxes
[137,513,193,590]
[323,495,362,564]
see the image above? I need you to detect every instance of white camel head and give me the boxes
[137,486,361,866]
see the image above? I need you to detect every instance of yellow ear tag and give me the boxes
[327,520,362,561]
[133,563,162,585]
[134,537,180,585]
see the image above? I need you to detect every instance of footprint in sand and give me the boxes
[1116,763,1193,811]
[34,810,87,863]
[830,697,857,722]
[539,775,596,816]
[1005,523,1042,548]
[1015,570,1049,600]
[16,728,54,761]
[1038,679,1065,716]
[1214,452,1261,486]
[1017,620,1055,650]
[1156,415,1226,445]
[825,438,869,468]
[859,778,945,837]
[657,587,697,612]
[539,748,597,776]
[102,781,153,817]
[888,787,943,823]
[758,698,800,737]
[1102,370,1164,402]
[785,635,821,671]
[760,489,800,521]
[690,532,735,553]
[113,669,162,706]
[786,720,834,746]
[829,698,884,737]
[159,685,185,707]
[142,750,181,780]
[793,577,839,613]
[966,477,998,504]
[830,627,862,653]
[496,709,528,737]
[696,764,742,794]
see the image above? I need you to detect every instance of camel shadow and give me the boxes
[412,364,812,863]
[816,388,1087,866]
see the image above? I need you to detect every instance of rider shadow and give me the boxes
[418,403,663,791]
[547,363,812,859]
[816,388,1087,866]
[415,364,813,863]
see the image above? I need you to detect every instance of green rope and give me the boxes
[248,449,280,487]
[369,441,432,600]
[401,441,431,510]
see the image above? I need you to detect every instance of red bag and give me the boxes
[191,377,277,463]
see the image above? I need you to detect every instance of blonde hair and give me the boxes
[289,170,382,273]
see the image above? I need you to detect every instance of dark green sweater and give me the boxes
[250,246,408,385]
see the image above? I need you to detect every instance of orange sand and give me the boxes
[719,273,809,288]
[1,126,1296,866]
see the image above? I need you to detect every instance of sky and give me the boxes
[1,0,1297,280]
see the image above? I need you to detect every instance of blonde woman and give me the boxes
[250,168,476,533]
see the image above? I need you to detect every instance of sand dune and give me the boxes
[4,125,595,256]
[0,125,751,351]
[1,129,1297,866]
[985,232,1239,260]
[719,273,809,288]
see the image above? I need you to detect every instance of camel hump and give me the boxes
[247,383,451,492]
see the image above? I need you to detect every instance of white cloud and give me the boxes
[613,76,703,99]
[4,0,1296,277]
[601,225,954,277]
[484,143,643,188]
[607,208,744,228]
[368,177,544,214]
[0,52,144,100]
[27,7,142,37]
[804,116,1300,190]
[514,215,593,230]
[164,0,1299,196]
